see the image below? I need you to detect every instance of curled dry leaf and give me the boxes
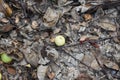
[46,47,59,61]
[83,14,92,21]
[98,22,116,31]
[43,7,63,27]
[80,35,99,42]
[31,21,38,29]
[0,18,9,23]
[104,61,119,70]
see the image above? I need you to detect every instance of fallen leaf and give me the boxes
[80,35,99,43]
[99,22,116,31]
[0,18,9,23]
[104,61,119,70]
[113,37,120,43]
[15,16,19,24]
[76,73,92,80]
[0,24,14,32]
[91,60,101,70]
[7,66,16,75]
[43,7,62,27]
[46,47,59,61]
[83,14,92,21]
[31,21,38,29]
[50,37,55,43]
[82,53,94,66]
[47,72,55,80]
[21,48,39,67]
[37,65,48,80]
[80,35,88,42]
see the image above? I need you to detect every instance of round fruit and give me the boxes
[55,35,65,46]
[1,53,12,63]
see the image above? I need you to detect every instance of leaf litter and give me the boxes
[0,0,120,80]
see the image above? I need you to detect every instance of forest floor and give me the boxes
[0,0,120,80]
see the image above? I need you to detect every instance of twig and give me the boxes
[63,35,120,48]
[91,50,113,80]
[58,47,98,72]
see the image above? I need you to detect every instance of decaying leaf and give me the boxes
[80,35,99,42]
[104,61,119,70]
[7,66,16,75]
[0,18,9,23]
[37,65,48,80]
[0,24,14,32]
[47,72,55,80]
[91,59,101,70]
[58,0,67,6]
[82,53,95,66]
[75,4,91,13]
[83,14,92,21]
[31,21,38,29]
[9,49,23,62]
[76,73,93,80]
[71,7,80,21]
[43,7,63,27]
[46,47,59,61]
[21,48,39,67]
[99,22,116,31]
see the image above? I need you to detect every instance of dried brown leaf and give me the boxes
[76,73,92,80]
[0,24,14,32]
[83,14,92,21]
[47,72,55,80]
[7,66,16,75]
[99,22,116,31]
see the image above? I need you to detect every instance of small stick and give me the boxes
[63,35,120,48]
[60,47,98,72]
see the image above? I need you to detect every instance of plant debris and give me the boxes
[0,0,120,80]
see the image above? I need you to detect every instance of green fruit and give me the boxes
[1,53,12,63]
[55,35,65,46]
